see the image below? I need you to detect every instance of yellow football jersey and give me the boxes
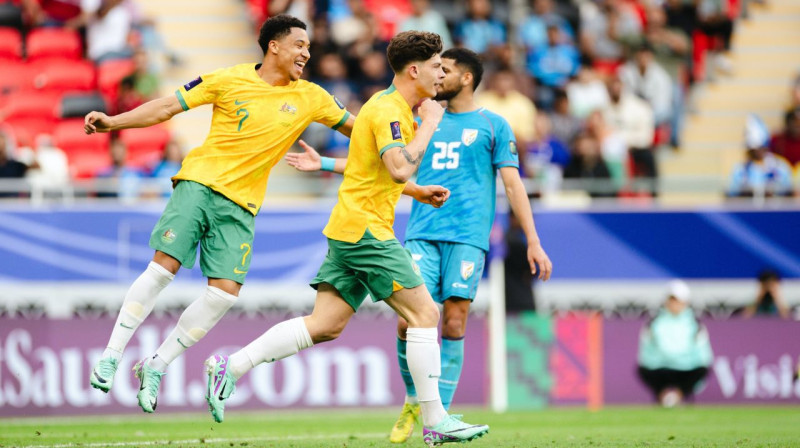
[172,63,350,215]
[323,85,415,243]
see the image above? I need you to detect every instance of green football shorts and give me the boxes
[311,230,425,311]
[149,180,255,283]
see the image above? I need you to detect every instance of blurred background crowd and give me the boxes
[0,0,799,202]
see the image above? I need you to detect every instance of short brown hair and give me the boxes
[386,31,442,73]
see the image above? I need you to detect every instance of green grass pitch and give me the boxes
[2,406,799,448]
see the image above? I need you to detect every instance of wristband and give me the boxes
[320,157,336,172]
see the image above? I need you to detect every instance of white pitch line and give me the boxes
[12,432,388,448]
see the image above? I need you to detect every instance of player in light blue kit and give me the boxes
[286,48,552,444]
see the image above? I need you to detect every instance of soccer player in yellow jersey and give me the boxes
[83,15,355,414]
[205,31,490,444]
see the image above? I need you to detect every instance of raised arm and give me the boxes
[84,94,184,134]
[499,166,552,281]
[381,99,443,183]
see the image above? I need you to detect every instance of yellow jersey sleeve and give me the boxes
[174,68,225,111]
[369,101,409,158]
[309,83,351,130]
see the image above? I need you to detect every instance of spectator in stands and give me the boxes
[116,48,159,114]
[313,52,356,106]
[267,0,312,25]
[563,132,615,197]
[20,0,81,27]
[355,50,392,101]
[742,269,791,319]
[728,115,794,198]
[565,66,610,119]
[579,0,642,71]
[0,131,28,197]
[696,0,734,78]
[0,131,27,178]
[643,4,690,83]
[398,0,452,49]
[23,134,69,190]
[477,69,537,153]
[151,138,183,197]
[523,114,570,194]
[518,0,574,55]
[637,280,713,407]
[528,25,580,108]
[642,3,689,146]
[453,0,506,58]
[586,109,628,189]
[618,43,673,127]
[603,75,657,193]
[342,11,389,79]
[97,138,144,200]
[329,0,371,47]
[128,5,182,75]
[770,108,800,167]
[77,0,134,62]
[548,89,583,146]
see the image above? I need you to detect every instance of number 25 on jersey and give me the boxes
[432,141,460,170]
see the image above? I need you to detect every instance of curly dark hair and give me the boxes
[441,47,484,90]
[257,14,307,55]
[386,31,443,74]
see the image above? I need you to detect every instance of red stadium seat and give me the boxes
[68,149,113,178]
[54,119,112,178]
[30,59,96,93]
[0,60,33,94]
[26,27,82,61]
[54,119,109,154]
[2,116,57,147]
[119,126,171,169]
[97,58,135,104]
[0,27,22,61]
[1,90,61,119]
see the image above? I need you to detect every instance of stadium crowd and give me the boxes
[0,0,182,198]
[0,0,798,200]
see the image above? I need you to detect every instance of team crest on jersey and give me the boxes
[280,102,297,114]
[183,76,202,91]
[461,129,478,146]
[390,121,402,140]
[411,253,423,261]
[161,229,176,244]
[460,261,475,280]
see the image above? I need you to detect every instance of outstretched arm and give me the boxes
[84,94,184,134]
[285,140,448,206]
[500,166,553,281]
[286,140,347,174]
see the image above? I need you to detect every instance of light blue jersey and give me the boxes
[405,108,519,251]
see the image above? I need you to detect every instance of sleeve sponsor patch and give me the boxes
[183,76,203,91]
[509,141,517,155]
[333,96,345,109]
[390,121,402,140]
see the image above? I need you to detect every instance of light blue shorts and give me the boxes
[405,239,486,304]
